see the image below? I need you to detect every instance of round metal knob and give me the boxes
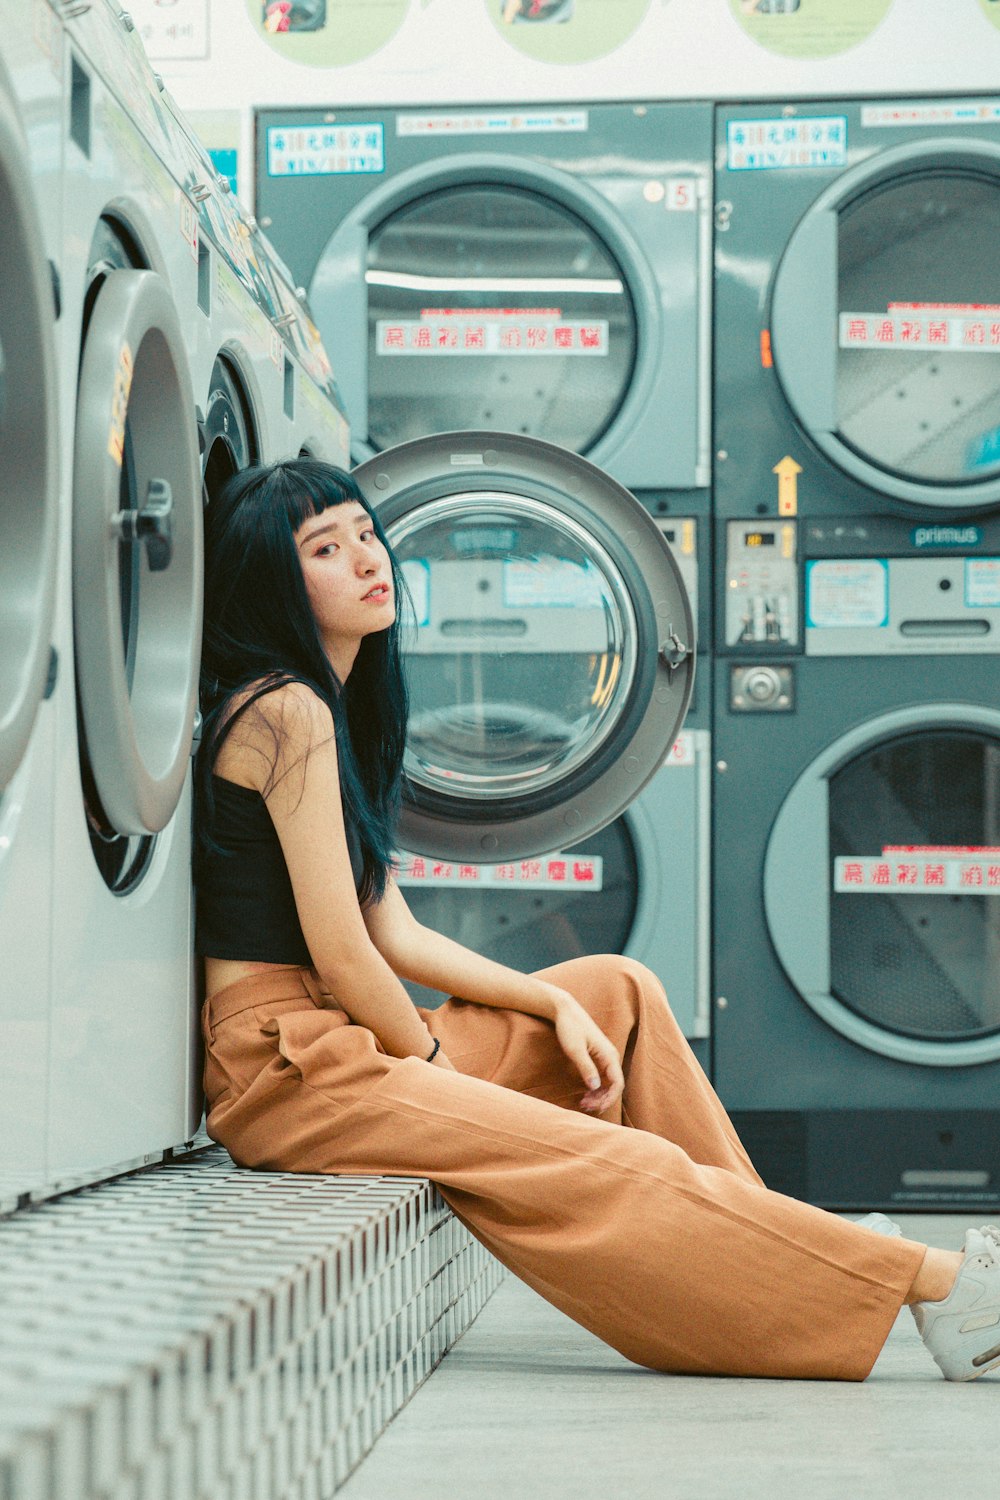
[745,667,782,705]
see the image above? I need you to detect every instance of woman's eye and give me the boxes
[360,529,374,542]
[317,542,337,556]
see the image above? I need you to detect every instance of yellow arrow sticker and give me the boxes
[773,455,802,516]
[107,344,134,467]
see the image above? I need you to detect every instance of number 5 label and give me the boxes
[666,178,697,211]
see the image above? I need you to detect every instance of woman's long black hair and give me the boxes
[197,457,409,905]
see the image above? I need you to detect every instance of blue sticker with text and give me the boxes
[267,124,384,177]
[727,116,847,171]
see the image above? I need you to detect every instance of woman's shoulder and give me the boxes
[214,677,337,789]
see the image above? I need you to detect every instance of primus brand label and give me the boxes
[911,526,982,548]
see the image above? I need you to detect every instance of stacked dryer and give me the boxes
[0,0,349,1210]
[712,97,1000,1208]
[255,101,714,1043]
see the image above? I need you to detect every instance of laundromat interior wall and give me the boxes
[137,0,997,194]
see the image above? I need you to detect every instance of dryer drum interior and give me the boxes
[772,141,1000,506]
[356,431,695,863]
[73,218,202,891]
[388,489,647,811]
[202,353,259,501]
[401,815,638,1008]
[0,68,59,792]
[828,729,1000,1043]
[364,184,638,454]
[765,705,1000,1068]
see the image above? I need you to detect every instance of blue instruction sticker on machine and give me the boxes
[267,124,384,177]
[727,116,847,171]
[806,559,888,629]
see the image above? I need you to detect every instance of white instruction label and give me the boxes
[835,856,1000,894]
[806,560,888,629]
[397,110,587,137]
[841,311,1000,353]
[396,854,603,891]
[502,558,605,609]
[376,316,607,357]
[965,559,1000,608]
[862,102,1000,128]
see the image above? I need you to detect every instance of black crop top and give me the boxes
[195,776,364,964]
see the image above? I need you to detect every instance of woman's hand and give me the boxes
[551,993,624,1115]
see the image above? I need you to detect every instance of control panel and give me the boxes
[724,521,798,648]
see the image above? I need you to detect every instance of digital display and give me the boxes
[744,531,775,548]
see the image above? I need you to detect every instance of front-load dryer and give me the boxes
[255,101,713,498]
[713,511,1000,1211]
[715,96,1000,530]
[47,3,205,1193]
[0,25,62,1209]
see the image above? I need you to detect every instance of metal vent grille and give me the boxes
[0,1146,502,1500]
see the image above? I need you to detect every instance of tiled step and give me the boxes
[0,1145,504,1500]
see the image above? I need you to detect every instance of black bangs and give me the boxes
[273,458,372,533]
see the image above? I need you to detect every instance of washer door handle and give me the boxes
[113,477,173,572]
[660,629,692,673]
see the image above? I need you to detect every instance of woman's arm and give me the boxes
[365,878,624,1111]
[365,877,573,1021]
[235,684,450,1065]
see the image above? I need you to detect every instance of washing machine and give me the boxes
[34,1,204,1194]
[393,505,712,1046]
[0,21,62,1210]
[254,99,713,496]
[715,95,1000,527]
[349,431,700,1034]
[31,0,343,1198]
[154,79,351,1135]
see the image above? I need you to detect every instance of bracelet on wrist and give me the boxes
[425,1036,441,1063]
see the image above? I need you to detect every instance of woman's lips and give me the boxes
[362,583,391,601]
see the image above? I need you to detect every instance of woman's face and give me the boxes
[294,501,395,656]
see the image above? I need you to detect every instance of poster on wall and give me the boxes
[729,0,893,59]
[127,0,209,59]
[249,0,408,66]
[490,0,653,64]
[980,0,1000,32]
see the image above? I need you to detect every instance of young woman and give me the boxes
[196,456,1000,1383]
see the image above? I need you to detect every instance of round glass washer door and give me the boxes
[0,63,59,791]
[399,816,638,1008]
[364,184,637,455]
[73,266,202,844]
[355,430,694,861]
[771,139,1000,508]
[764,704,1000,1067]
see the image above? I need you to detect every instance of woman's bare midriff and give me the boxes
[204,956,303,1001]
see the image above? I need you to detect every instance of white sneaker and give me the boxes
[854,1212,902,1237]
[912,1225,1000,1381]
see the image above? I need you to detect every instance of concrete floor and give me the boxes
[339,1214,996,1500]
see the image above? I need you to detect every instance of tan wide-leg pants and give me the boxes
[202,954,926,1380]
